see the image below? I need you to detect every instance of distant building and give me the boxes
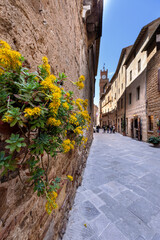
[99,18,160,141]
[93,104,99,126]
[99,67,110,126]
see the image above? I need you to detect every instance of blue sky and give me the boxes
[94,0,160,106]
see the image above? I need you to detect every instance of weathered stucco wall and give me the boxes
[126,69,147,141]
[0,0,102,239]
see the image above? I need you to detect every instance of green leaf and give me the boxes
[17,143,22,148]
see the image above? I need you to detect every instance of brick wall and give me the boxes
[0,1,102,239]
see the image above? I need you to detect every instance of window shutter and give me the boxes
[158,69,160,91]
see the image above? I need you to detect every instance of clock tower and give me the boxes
[99,65,109,97]
[99,65,109,127]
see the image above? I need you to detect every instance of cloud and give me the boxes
[109,72,114,76]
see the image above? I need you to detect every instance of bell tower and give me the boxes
[99,64,109,97]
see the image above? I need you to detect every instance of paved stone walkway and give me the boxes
[63,132,160,240]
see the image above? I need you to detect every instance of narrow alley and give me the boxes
[63,132,160,240]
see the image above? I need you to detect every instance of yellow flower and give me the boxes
[45,191,58,215]
[0,40,11,50]
[81,137,88,146]
[75,99,83,111]
[74,126,83,135]
[47,117,61,126]
[49,99,61,116]
[66,92,70,97]
[2,114,13,123]
[41,75,57,91]
[79,75,85,81]
[75,81,84,90]
[62,139,75,153]
[41,56,50,76]
[69,114,79,126]
[67,175,73,181]
[74,75,85,90]
[42,56,48,65]
[62,102,69,110]
[0,41,22,73]
[24,107,41,118]
[78,110,91,124]
[83,99,88,110]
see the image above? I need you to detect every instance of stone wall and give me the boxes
[0,0,102,239]
[147,49,160,138]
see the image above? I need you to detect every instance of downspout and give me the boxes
[124,64,127,135]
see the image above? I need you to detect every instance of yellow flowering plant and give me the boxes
[0,40,90,214]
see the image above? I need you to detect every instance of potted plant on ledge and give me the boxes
[148,136,160,147]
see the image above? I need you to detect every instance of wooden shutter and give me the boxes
[158,69,160,91]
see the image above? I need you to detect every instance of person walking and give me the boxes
[113,125,115,133]
[102,125,106,133]
[96,125,100,133]
[107,125,109,133]
[110,125,113,133]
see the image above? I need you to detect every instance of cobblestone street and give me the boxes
[63,132,160,240]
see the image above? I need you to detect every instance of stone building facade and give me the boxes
[100,18,160,141]
[143,24,160,138]
[0,1,103,240]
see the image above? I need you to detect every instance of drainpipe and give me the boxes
[124,64,127,135]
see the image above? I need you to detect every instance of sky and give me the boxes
[94,0,160,106]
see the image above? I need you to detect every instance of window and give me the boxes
[129,93,132,105]
[121,98,123,109]
[148,116,153,131]
[115,93,116,99]
[130,70,132,81]
[136,86,140,100]
[115,81,117,87]
[108,96,110,102]
[138,59,141,72]
[122,66,123,74]
[119,88,120,94]
[121,83,123,90]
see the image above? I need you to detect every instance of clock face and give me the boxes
[102,75,106,79]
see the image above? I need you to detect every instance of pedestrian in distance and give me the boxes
[107,125,109,133]
[110,125,113,133]
[102,125,106,133]
[113,125,115,133]
[96,125,100,133]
